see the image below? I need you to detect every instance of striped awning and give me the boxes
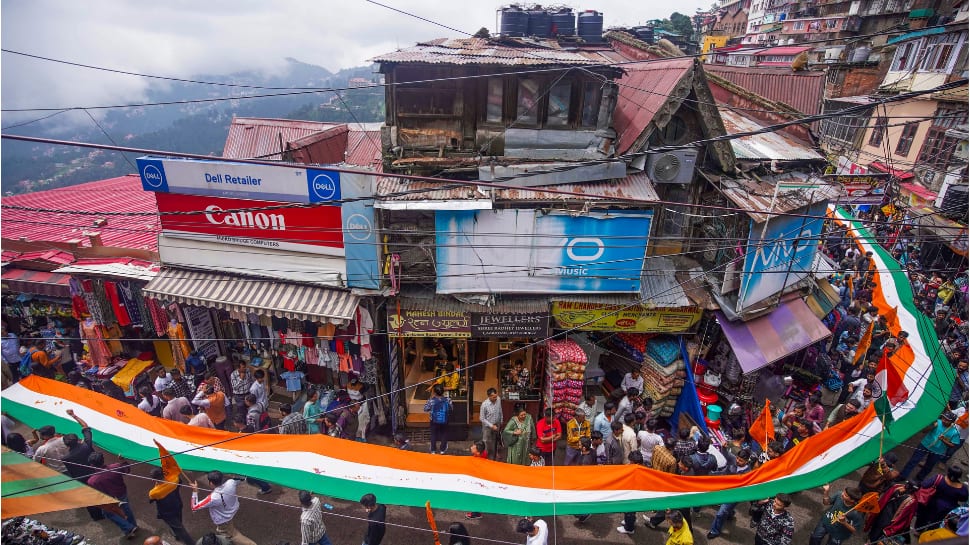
[1,447,120,518]
[143,268,359,324]
[1,268,71,299]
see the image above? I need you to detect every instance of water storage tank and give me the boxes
[500,6,529,37]
[578,10,604,42]
[632,25,654,43]
[527,8,552,37]
[550,8,576,36]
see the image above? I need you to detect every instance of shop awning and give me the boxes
[143,268,359,324]
[716,298,832,374]
[1,446,121,518]
[1,268,71,299]
[867,161,915,180]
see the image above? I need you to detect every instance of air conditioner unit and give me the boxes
[646,148,698,184]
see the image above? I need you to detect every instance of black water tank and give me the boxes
[500,6,529,37]
[527,8,552,37]
[578,10,604,42]
[633,25,654,43]
[940,184,969,222]
[550,9,575,36]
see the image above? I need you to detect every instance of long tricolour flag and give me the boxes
[0,207,953,516]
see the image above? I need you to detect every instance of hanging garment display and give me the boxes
[103,281,132,327]
[115,281,144,329]
[166,320,191,373]
[79,318,111,367]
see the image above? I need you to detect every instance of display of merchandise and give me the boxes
[609,334,687,418]
[546,338,588,421]
[2,517,91,545]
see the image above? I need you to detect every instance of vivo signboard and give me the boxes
[137,156,341,203]
[737,202,827,312]
[436,209,652,294]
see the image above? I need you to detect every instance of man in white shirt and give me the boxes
[620,370,644,396]
[248,369,268,412]
[160,389,191,422]
[637,419,663,466]
[577,394,598,421]
[516,518,548,545]
[190,471,256,545]
[479,388,503,459]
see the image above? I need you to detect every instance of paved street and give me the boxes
[20,428,967,545]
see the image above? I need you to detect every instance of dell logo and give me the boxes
[143,165,164,188]
[310,173,337,201]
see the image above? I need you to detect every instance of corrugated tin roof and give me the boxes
[395,292,550,313]
[705,64,825,115]
[640,255,692,307]
[371,37,621,66]
[375,171,660,204]
[718,108,825,161]
[222,117,343,160]
[611,58,695,155]
[345,129,383,168]
[54,260,159,281]
[705,171,841,223]
[1,176,160,252]
[827,95,873,105]
[756,46,811,56]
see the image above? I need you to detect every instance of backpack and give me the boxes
[258,410,272,431]
[430,397,450,424]
[20,348,36,377]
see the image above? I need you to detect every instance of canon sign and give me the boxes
[204,205,286,231]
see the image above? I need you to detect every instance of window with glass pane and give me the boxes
[895,122,919,156]
[869,116,887,147]
[581,82,602,127]
[546,81,571,127]
[516,78,540,126]
[486,78,504,123]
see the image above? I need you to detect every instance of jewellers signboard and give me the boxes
[552,301,702,333]
[388,310,550,338]
[137,156,341,203]
[825,173,890,205]
[470,312,550,338]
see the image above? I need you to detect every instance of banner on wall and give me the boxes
[182,306,220,361]
[155,193,345,256]
[824,173,890,205]
[737,201,827,313]
[387,309,551,338]
[551,301,702,333]
[436,209,653,294]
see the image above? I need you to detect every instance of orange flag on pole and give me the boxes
[853,322,873,366]
[425,501,441,545]
[851,491,880,514]
[749,400,775,451]
[148,440,181,500]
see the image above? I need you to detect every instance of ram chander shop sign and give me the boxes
[388,309,550,338]
[551,301,702,333]
[137,156,341,203]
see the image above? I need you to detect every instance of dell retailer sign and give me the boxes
[137,156,380,290]
[136,156,341,203]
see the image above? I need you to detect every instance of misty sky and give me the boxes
[1,0,712,126]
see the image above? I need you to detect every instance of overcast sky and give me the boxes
[1,0,712,126]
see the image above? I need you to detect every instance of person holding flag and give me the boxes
[809,485,865,545]
[898,411,960,481]
[148,441,193,545]
[748,399,775,457]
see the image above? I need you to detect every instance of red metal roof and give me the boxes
[900,181,936,199]
[869,161,915,180]
[222,117,344,160]
[286,125,349,165]
[12,250,75,266]
[611,58,694,155]
[704,64,825,116]
[1,175,160,252]
[345,129,383,169]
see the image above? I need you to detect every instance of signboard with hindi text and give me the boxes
[551,301,702,333]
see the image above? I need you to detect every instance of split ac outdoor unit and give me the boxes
[646,148,698,184]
